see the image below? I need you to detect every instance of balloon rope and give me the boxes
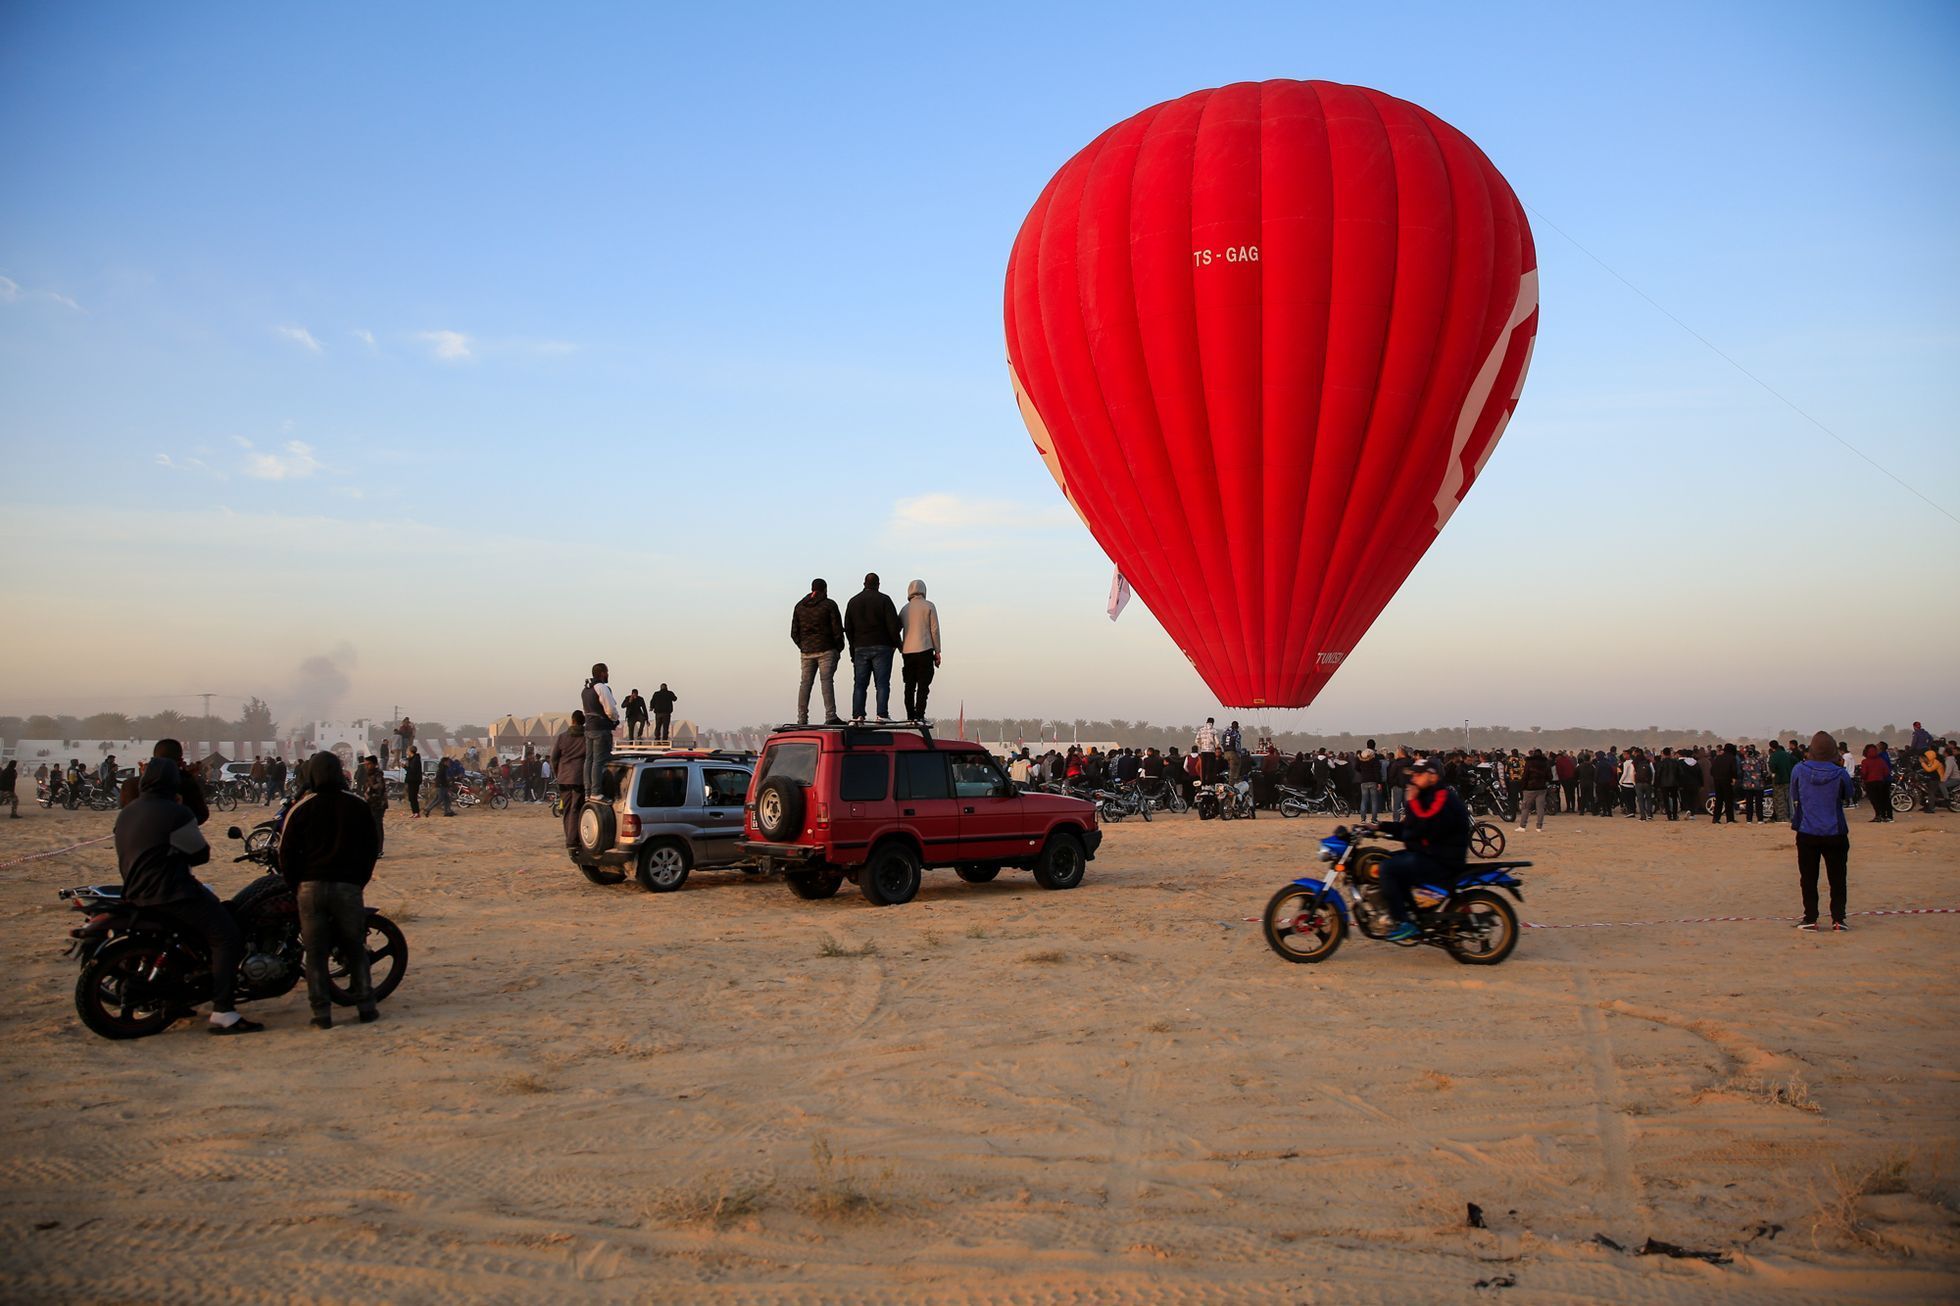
[1521,200,1959,530]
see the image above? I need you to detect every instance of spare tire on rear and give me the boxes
[576,801,617,858]
[754,775,806,841]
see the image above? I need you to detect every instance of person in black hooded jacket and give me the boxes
[844,572,902,723]
[113,757,260,1034]
[791,578,846,726]
[278,752,381,1029]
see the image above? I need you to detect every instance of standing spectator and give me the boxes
[1575,750,1597,816]
[580,662,620,798]
[277,753,381,1028]
[404,747,423,818]
[1858,743,1893,822]
[1222,721,1245,782]
[427,751,456,817]
[1910,721,1934,754]
[1790,731,1855,931]
[1709,743,1740,824]
[1555,750,1578,815]
[1356,748,1382,820]
[844,573,902,723]
[1678,748,1702,820]
[265,754,288,806]
[114,758,259,1034]
[549,712,588,852]
[358,755,389,856]
[119,739,210,821]
[1194,718,1220,782]
[650,683,677,744]
[621,688,649,742]
[1737,746,1770,823]
[249,755,266,801]
[1516,748,1553,830]
[791,579,846,726]
[899,579,943,723]
[1767,740,1798,821]
[396,718,416,766]
[1654,748,1683,821]
[1386,748,1415,820]
[0,759,17,819]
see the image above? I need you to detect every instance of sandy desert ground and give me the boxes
[1,794,1956,1304]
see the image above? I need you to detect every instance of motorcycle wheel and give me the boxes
[1279,798,1307,818]
[214,788,239,813]
[1890,787,1916,814]
[1470,822,1506,859]
[1097,800,1124,823]
[1262,885,1346,963]
[75,938,180,1039]
[245,824,277,856]
[1138,798,1151,822]
[328,915,408,1006]
[1195,794,1218,820]
[490,792,510,811]
[1168,789,1189,814]
[1443,890,1519,966]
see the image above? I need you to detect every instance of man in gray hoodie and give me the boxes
[899,579,942,723]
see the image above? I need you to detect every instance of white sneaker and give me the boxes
[1515,826,1526,832]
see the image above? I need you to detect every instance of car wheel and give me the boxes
[859,843,922,906]
[1032,832,1087,890]
[955,864,1000,884]
[754,776,805,841]
[636,839,692,893]
[576,801,616,859]
[787,869,844,899]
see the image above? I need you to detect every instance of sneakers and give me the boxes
[310,1015,333,1030]
[1832,921,1850,932]
[210,1016,266,1035]
[1386,921,1420,942]
[1515,826,1526,832]
[1796,921,1818,931]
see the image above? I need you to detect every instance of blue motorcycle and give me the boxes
[1262,825,1527,966]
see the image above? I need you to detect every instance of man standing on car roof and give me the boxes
[621,688,649,742]
[899,579,942,724]
[844,573,902,724]
[791,578,846,727]
[650,682,677,744]
[581,663,619,797]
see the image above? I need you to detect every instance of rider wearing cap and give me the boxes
[1372,757,1471,942]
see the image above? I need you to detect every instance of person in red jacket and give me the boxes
[1858,744,1894,822]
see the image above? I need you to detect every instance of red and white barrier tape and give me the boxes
[0,833,114,871]
[1240,906,1960,930]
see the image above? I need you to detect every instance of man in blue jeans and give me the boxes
[843,573,901,723]
[580,663,619,796]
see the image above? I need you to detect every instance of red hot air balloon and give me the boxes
[1005,80,1538,708]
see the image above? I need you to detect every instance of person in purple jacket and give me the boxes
[1789,730,1856,932]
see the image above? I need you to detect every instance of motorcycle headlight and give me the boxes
[1317,848,1336,862]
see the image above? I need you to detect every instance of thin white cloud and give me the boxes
[275,324,323,353]
[244,440,323,481]
[45,291,83,312]
[0,276,18,302]
[352,327,376,348]
[155,453,175,467]
[232,435,255,449]
[417,329,474,362]
[0,274,83,312]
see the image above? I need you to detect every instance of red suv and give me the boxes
[738,725,1101,906]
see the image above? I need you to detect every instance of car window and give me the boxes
[951,755,1012,799]
[758,742,817,787]
[895,752,951,800]
[636,765,689,808]
[702,767,750,806]
[839,754,889,802]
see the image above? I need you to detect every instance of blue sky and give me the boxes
[2,1,1956,734]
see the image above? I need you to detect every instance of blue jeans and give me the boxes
[1359,783,1381,819]
[1379,850,1459,924]
[851,646,894,720]
[584,730,613,798]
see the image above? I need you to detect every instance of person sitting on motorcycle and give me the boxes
[1370,758,1472,942]
[112,757,261,1034]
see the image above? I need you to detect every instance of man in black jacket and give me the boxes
[113,757,260,1034]
[650,683,677,744]
[549,712,588,851]
[1372,759,1471,942]
[278,753,382,1029]
[791,578,846,726]
[119,738,210,823]
[404,747,423,817]
[621,688,649,741]
[844,573,902,724]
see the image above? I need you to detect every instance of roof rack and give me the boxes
[610,741,753,759]
[770,721,939,746]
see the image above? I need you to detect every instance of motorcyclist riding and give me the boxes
[1370,757,1471,942]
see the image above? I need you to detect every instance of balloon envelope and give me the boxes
[1005,79,1538,708]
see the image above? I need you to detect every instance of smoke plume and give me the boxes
[288,644,358,724]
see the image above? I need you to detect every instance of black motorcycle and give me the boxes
[60,826,407,1039]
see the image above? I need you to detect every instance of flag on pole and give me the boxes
[1106,568,1132,621]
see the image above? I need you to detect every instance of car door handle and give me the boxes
[962,806,975,814]
[903,808,916,816]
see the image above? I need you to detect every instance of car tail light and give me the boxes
[621,814,641,838]
[817,801,830,831]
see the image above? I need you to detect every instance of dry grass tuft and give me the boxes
[1810,1152,1914,1251]
[803,1136,890,1221]
[645,1173,775,1227]
[1422,1070,1455,1092]
[1748,1073,1822,1113]
[817,937,878,959]
[964,924,990,939]
[1145,1018,1173,1034]
[500,1072,553,1096]
[1021,949,1067,965]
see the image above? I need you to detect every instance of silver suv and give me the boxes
[572,748,757,892]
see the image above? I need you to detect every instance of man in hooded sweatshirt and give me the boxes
[114,757,260,1034]
[899,579,942,723]
[791,578,846,726]
[1789,731,1855,931]
[278,753,382,1027]
[844,572,902,723]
